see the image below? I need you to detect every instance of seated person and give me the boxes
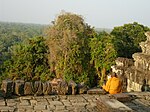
[102,72,122,94]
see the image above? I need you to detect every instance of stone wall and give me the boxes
[111,57,134,92]
[112,32,150,92]
[0,78,88,98]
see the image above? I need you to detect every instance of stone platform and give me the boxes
[0,92,149,112]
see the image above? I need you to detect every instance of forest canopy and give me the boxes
[0,13,149,87]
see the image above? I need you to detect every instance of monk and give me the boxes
[102,72,122,94]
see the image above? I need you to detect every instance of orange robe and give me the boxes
[102,77,122,94]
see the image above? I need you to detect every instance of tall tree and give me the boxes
[111,22,150,58]
[90,32,117,85]
[46,12,94,86]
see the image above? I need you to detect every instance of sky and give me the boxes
[0,0,150,28]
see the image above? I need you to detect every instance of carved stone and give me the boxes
[114,32,150,92]
[43,81,52,95]
[77,82,88,94]
[68,80,77,95]
[34,81,43,96]
[57,80,68,95]
[24,82,34,95]
[1,79,13,97]
[14,80,25,96]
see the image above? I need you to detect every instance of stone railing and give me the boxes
[0,78,88,98]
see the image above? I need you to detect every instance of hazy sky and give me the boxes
[0,0,150,28]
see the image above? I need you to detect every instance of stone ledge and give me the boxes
[97,95,133,112]
[110,93,132,102]
[87,88,106,95]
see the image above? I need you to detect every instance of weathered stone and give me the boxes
[30,99,37,105]
[115,57,134,67]
[1,79,13,98]
[97,95,133,112]
[43,81,52,95]
[20,96,33,100]
[55,105,65,111]
[145,32,150,41]
[24,82,34,95]
[6,99,18,106]
[113,32,150,92]
[111,93,132,102]
[57,80,68,95]
[34,105,46,110]
[133,53,150,71]
[50,101,63,106]
[124,32,150,92]
[87,88,106,95]
[47,105,56,110]
[68,80,77,95]
[50,78,62,94]
[34,81,43,96]
[0,106,15,112]
[18,105,33,110]
[14,80,25,96]
[0,100,6,106]
[19,99,30,106]
[77,82,88,94]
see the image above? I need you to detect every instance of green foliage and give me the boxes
[1,16,150,88]
[46,12,95,86]
[3,36,51,81]
[111,22,150,58]
[89,31,117,86]
[0,22,45,75]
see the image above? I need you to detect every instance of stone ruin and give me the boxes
[112,32,150,92]
[0,78,88,98]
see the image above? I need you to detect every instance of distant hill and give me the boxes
[94,28,112,33]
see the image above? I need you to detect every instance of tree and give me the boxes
[0,22,45,76]
[111,22,150,58]
[46,12,94,86]
[89,31,117,86]
[3,36,51,81]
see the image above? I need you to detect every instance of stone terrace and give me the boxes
[0,92,150,112]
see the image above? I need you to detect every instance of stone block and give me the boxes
[97,95,133,112]
[43,81,52,95]
[133,53,150,71]
[50,101,63,106]
[57,80,68,95]
[55,105,65,111]
[87,88,106,95]
[68,80,77,95]
[50,78,61,95]
[14,80,25,96]
[115,57,133,67]
[145,32,150,41]
[30,99,37,106]
[0,106,15,112]
[34,105,46,110]
[1,79,13,98]
[77,82,88,94]
[24,82,34,95]
[34,81,43,96]
[0,100,6,106]
[110,93,132,102]
[19,99,30,106]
